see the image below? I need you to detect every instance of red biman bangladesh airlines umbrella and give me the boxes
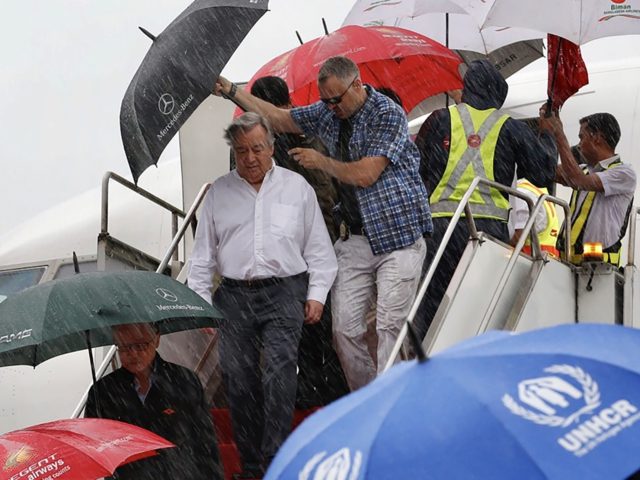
[243,25,464,115]
[0,418,174,480]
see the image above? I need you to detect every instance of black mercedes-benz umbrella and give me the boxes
[121,0,269,183]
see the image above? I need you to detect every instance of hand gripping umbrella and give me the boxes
[0,418,173,480]
[120,0,269,183]
[242,25,464,117]
[266,324,640,480]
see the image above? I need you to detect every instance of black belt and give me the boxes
[221,272,306,289]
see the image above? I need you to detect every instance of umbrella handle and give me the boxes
[86,330,102,417]
[544,98,554,118]
[406,321,427,362]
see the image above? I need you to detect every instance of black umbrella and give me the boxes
[120,0,269,183]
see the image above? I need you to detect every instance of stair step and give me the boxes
[211,407,319,480]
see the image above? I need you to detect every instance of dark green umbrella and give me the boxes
[0,271,221,367]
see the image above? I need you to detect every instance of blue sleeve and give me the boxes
[290,102,325,137]
[360,104,409,165]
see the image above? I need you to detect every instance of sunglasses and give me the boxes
[320,76,358,105]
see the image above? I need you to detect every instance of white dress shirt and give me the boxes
[508,184,549,239]
[188,163,337,305]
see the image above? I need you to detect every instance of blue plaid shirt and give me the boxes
[290,87,432,255]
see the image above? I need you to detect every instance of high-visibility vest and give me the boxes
[430,104,511,221]
[517,180,559,257]
[560,160,624,266]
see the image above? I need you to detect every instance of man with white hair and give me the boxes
[188,112,337,478]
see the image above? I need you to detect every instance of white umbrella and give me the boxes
[452,0,640,45]
[343,0,545,78]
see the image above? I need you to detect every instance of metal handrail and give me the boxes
[73,180,212,418]
[383,177,563,372]
[626,207,639,267]
[384,176,482,371]
[623,207,639,326]
[477,193,571,333]
[100,171,185,235]
[157,183,211,273]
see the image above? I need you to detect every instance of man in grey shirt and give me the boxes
[540,108,636,266]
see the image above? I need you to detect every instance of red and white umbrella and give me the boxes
[0,418,174,480]
[243,25,464,116]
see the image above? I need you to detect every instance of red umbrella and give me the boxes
[0,418,174,480]
[241,25,464,115]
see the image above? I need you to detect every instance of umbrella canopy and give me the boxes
[452,0,640,45]
[0,271,222,366]
[0,418,173,480]
[244,25,463,115]
[342,0,545,78]
[120,0,269,183]
[266,324,640,480]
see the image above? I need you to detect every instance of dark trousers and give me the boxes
[415,217,509,341]
[214,274,307,474]
[296,294,349,409]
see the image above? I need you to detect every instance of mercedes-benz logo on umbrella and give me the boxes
[155,288,178,302]
[158,93,175,115]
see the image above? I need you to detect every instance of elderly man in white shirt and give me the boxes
[187,112,337,479]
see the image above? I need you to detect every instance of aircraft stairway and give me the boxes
[387,179,638,369]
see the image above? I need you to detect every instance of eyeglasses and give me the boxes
[115,340,154,353]
[320,77,358,105]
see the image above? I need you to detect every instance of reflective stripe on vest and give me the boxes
[430,104,511,221]
[518,180,559,257]
[563,160,623,266]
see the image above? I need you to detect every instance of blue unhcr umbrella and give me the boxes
[266,324,640,480]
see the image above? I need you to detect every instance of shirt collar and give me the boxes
[348,84,375,123]
[231,159,277,183]
[590,154,620,172]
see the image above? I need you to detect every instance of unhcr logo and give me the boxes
[300,448,362,480]
[502,365,600,427]
[503,364,640,457]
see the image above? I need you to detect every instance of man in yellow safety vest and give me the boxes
[510,179,560,258]
[539,109,636,267]
[414,60,557,339]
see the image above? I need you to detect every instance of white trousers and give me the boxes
[331,235,426,391]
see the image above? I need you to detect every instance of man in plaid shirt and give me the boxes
[215,56,432,390]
